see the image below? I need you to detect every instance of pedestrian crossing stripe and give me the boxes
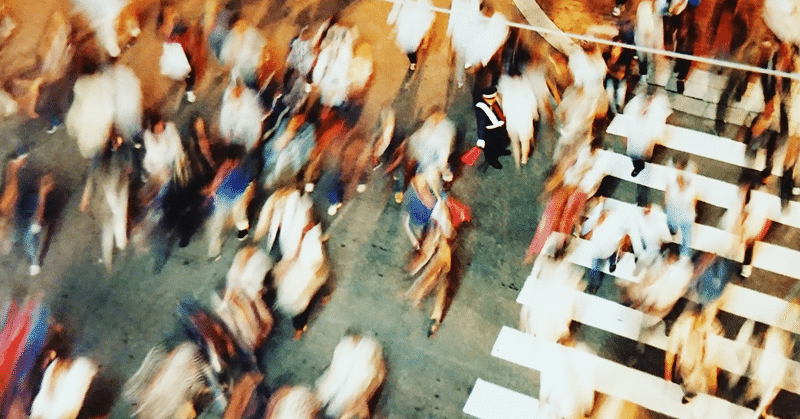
[535,232,800,336]
[602,197,800,280]
[491,326,756,419]
[607,115,786,177]
[596,149,800,229]
[462,378,539,419]
[516,256,800,395]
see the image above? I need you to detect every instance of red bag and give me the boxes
[461,146,482,166]
[446,197,471,228]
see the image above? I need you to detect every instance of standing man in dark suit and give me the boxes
[474,86,510,170]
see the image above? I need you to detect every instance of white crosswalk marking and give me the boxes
[492,326,756,419]
[465,99,800,419]
[515,259,800,395]
[463,378,539,419]
[607,115,785,177]
[536,232,800,336]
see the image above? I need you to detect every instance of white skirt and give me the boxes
[498,75,537,143]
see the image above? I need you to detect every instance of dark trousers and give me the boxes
[716,70,748,133]
[484,130,510,165]
[407,51,418,66]
[781,166,796,208]
[632,158,645,173]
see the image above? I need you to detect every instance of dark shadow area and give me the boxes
[77,373,123,419]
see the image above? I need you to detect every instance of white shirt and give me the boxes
[583,205,634,259]
[623,92,672,158]
[387,0,435,53]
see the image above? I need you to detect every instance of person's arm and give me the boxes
[664,350,675,382]
[202,159,237,197]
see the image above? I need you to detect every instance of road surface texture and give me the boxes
[0,0,796,418]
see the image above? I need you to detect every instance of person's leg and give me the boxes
[587,258,605,294]
[101,215,115,271]
[525,189,569,261]
[631,158,645,177]
[231,183,253,236]
[407,51,418,70]
[185,62,197,102]
[761,130,780,181]
[679,221,693,258]
[23,222,42,274]
[206,201,228,258]
[716,72,742,134]
[484,144,502,169]
[636,183,649,207]
[116,186,129,251]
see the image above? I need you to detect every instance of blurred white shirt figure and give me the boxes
[520,257,582,343]
[622,87,671,176]
[408,111,455,178]
[219,81,265,150]
[31,357,98,419]
[635,0,665,82]
[312,25,355,108]
[497,73,538,169]
[71,0,133,57]
[538,343,596,419]
[143,121,184,183]
[568,45,607,90]
[220,21,267,87]
[631,203,672,270]
[763,0,800,45]
[447,0,481,86]
[745,326,794,418]
[463,9,509,70]
[387,0,435,67]
[665,307,722,403]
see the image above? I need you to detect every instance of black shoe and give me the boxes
[489,160,503,170]
[631,168,642,177]
[237,229,249,240]
[681,393,696,404]
[676,79,685,94]
[500,149,512,156]
[609,260,617,273]
[586,285,599,295]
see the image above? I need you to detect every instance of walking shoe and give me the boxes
[237,229,248,241]
[793,186,800,195]
[442,170,453,182]
[631,167,643,177]
[356,183,367,193]
[740,264,752,278]
[612,6,621,16]
[409,63,416,71]
[394,191,403,204]
[586,284,600,295]
[186,91,196,103]
[46,125,58,134]
[305,182,315,193]
[676,79,685,94]
[327,202,342,216]
[29,264,40,276]
[489,160,503,170]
